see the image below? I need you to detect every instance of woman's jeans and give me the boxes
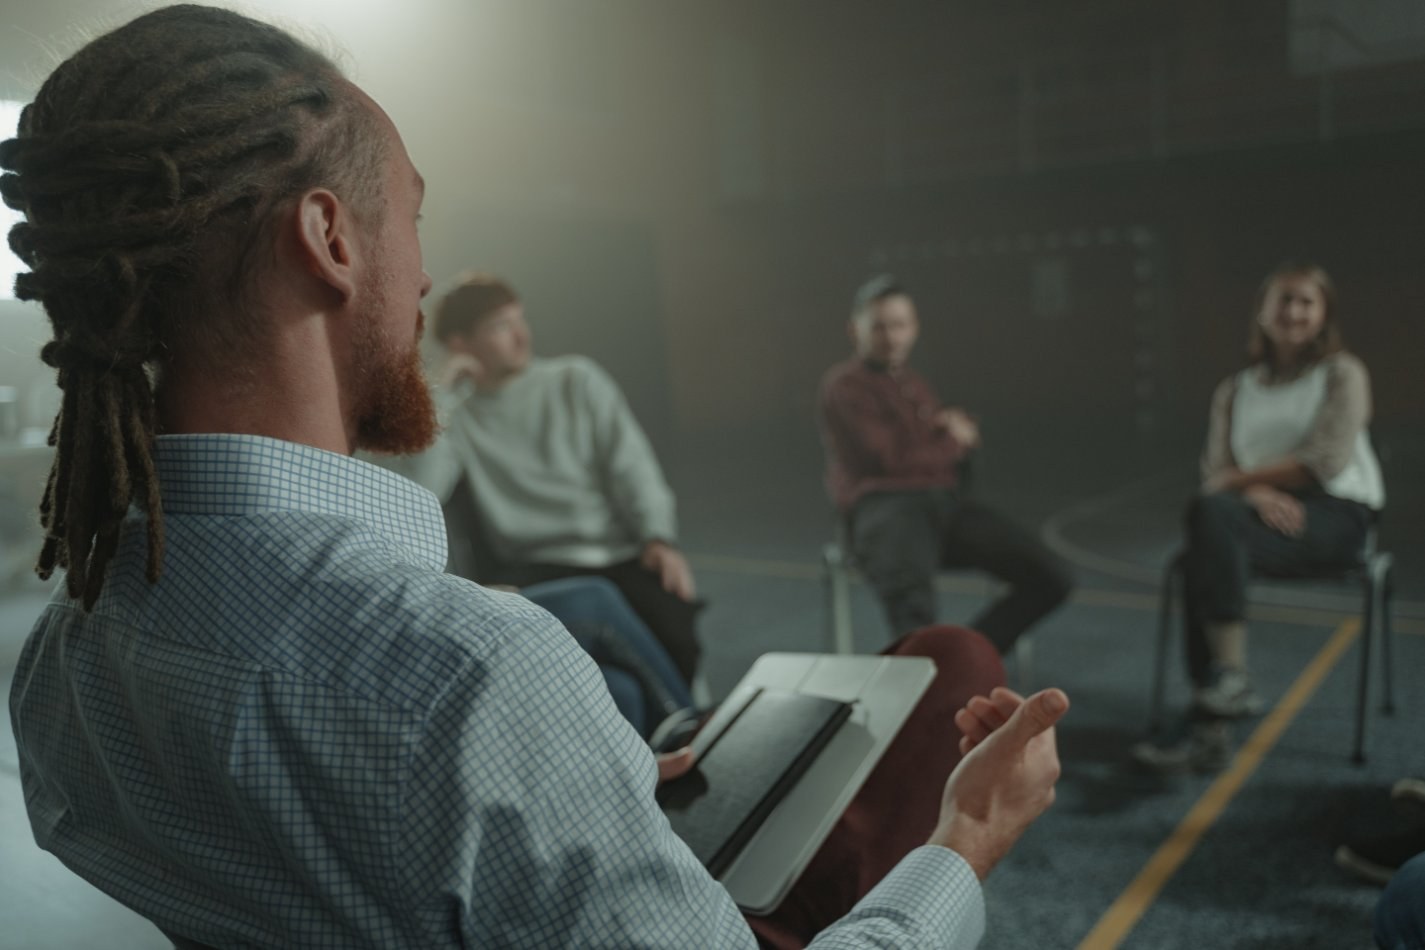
[1182,490,1372,686]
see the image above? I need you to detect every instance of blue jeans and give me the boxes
[521,577,694,738]
[1376,851,1425,949]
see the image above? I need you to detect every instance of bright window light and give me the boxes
[1,100,24,302]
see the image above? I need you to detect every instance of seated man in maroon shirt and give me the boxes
[818,274,1074,652]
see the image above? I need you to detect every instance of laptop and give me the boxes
[659,652,936,915]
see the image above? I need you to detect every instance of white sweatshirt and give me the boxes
[390,355,678,567]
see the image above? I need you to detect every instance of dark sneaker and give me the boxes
[1132,720,1233,775]
[1334,825,1425,886]
[1193,669,1265,719]
[648,707,705,754]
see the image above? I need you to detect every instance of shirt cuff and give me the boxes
[830,845,985,949]
[638,515,679,548]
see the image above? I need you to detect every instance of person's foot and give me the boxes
[1132,720,1233,775]
[1393,777,1425,815]
[1193,669,1264,719]
[648,706,707,754]
[1334,824,1425,886]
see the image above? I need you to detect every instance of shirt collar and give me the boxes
[154,433,448,571]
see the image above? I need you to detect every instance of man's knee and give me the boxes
[889,624,1006,696]
[881,586,938,637]
[576,575,626,610]
[852,526,936,599]
[850,496,938,572]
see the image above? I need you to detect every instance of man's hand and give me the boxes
[437,352,486,389]
[929,686,1069,879]
[1243,484,1306,537]
[655,747,695,784]
[935,407,981,450]
[640,540,696,601]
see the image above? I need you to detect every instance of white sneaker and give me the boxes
[1132,720,1234,775]
[1193,669,1265,718]
[1393,777,1425,816]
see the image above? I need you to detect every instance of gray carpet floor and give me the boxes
[1,435,1419,949]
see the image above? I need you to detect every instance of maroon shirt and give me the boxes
[818,359,967,511]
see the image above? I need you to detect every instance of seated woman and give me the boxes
[1136,262,1385,772]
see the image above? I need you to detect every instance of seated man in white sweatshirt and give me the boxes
[400,273,704,682]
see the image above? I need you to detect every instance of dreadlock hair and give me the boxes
[0,5,388,609]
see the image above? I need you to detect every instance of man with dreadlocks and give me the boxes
[4,6,1068,949]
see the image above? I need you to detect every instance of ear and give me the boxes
[846,319,860,349]
[293,188,359,301]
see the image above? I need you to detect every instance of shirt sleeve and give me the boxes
[1200,375,1237,485]
[578,359,679,544]
[807,847,985,950]
[400,606,755,947]
[1296,353,1373,483]
[399,605,987,949]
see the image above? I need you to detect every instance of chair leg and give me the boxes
[823,543,855,655]
[1352,569,1376,765]
[1149,553,1180,736]
[1380,557,1396,715]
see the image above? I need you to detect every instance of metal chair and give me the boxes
[1149,528,1395,763]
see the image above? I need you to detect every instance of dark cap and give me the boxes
[850,273,908,318]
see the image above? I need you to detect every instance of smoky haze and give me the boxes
[0,0,1421,556]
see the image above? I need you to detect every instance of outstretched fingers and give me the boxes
[955,687,1068,755]
[955,687,1024,751]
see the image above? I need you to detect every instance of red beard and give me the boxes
[353,323,439,456]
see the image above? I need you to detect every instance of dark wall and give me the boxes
[3,2,1421,470]
[641,2,1425,473]
[424,207,673,445]
[652,134,1425,461]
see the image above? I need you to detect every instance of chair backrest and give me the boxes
[441,473,509,581]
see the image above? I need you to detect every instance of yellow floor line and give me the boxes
[1073,618,1361,950]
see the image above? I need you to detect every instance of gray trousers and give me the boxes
[849,489,1073,652]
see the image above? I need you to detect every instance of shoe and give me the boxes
[1193,669,1265,719]
[1393,778,1425,815]
[1132,720,1233,775]
[1334,824,1425,886]
[648,707,705,754]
